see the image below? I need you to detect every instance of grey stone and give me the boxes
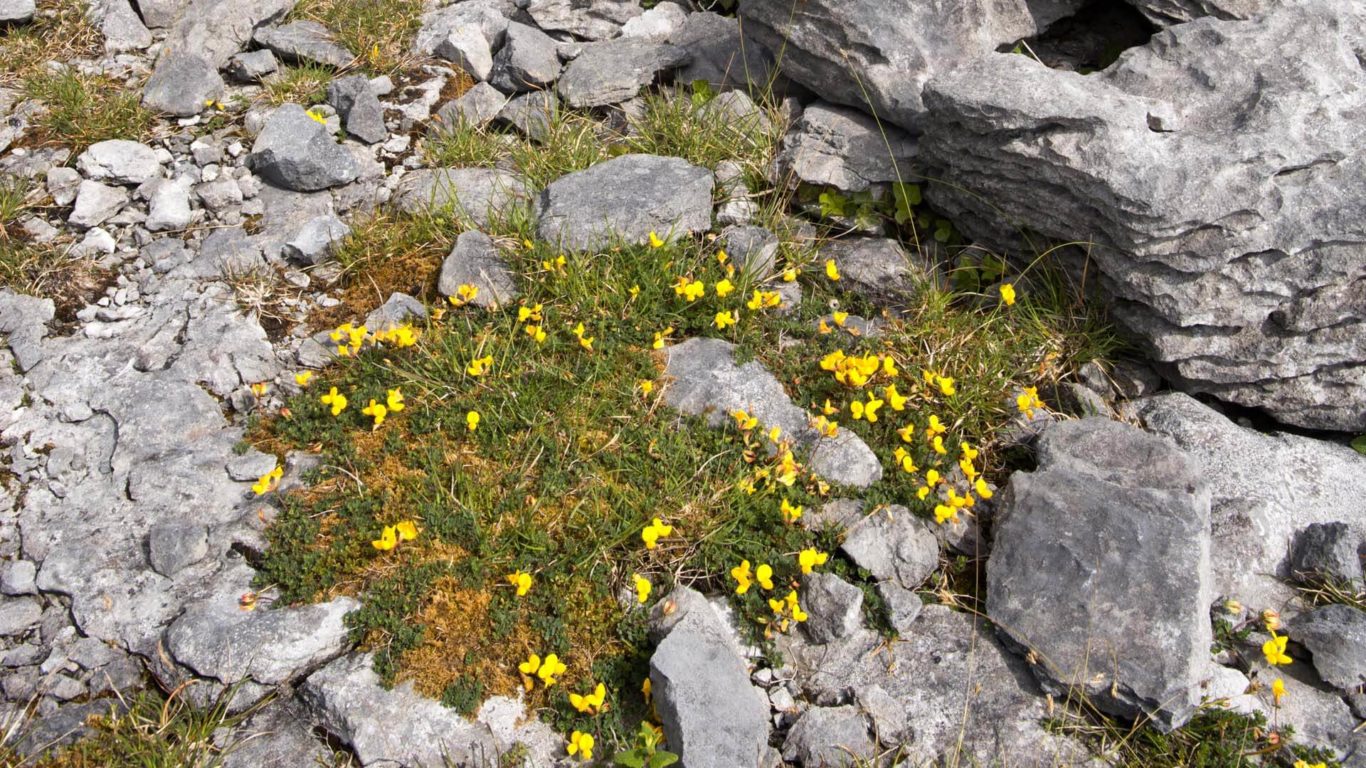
[0,0,35,23]
[1125,392,1366,618]
[1289,522,1364,588]
[392,167,531,227]
[557,38,690,108]
[226,450,277,482]
[76,140,161,185]
[227,49,279,82]
[839,505,937,632]
[920,4,1366,431]
[12,699,123,758]
[0,288,54,373]
[1,560,38,596]
[434,24,493,81]
[282,214,349,265]
[196,177,244,212]
[144,176,195,232]
[497,90,557,143]
[0,597,42,636]
[774,102,917,194]
[702,90,772,136]
[534,153,713,251]
[253,21,354,69]
[664,337,882,489]
[1056,381,1114,419]
[46,167,82,206]
[783,605,1093,765]
[821,237,918,305]
[363,292,426,332]
[989,418,1213,730]
[782,706,875,767]
[801,572,864,644]
[649,587,771,768]
[164,0,293,66]
[90,0,152,52]
[437,82,507,130]
[740,0,1080,130]
[720,225,778,278]
[620,2,686,41]
[670,11,778,92]
[146,521,208,577]
[715,158,757,226]
[68,180,129,229]
[249,104,360,192]
[1127,0,1269,26]
[135,0,190,28]
[141,51,224,117]
[1288,604,1366,694]
[1245,654,1366,762]
[488,22,562,94]
[222,698,330,768]
[438,231,518,309]
[526,0,641,41]
[412,0,512,59]
[200,227,266,274]
[327,76,386,145]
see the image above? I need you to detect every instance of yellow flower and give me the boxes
[767,425,782,444]
[633,573,652,604]
[731,559,754,594]
[395,520,418,541]
[932,435,947,455]
[713,310,738,329]
[755,563,774,591]
[782,266,798,282]
[679,279,705,301]
[648,231,665,248]
[1000,283,1017,306]
[306,108,327,125]
[1262,631,1291,666]
[893,447,916,474]
[541,254,567,272]
[507,570,533,596]
[881,356,899,377]
[959,457,979,482]
[884,384,908,411]
[466,355,493,376]
[974,477,994,500]
[936,376,956,397]
[466,410,480,432]
[641,518,673,549]
[1016,387,1046,419]
[381,324,419,348]
[731,409,758,431]
[1263,609,1282,631]
[537,653,566,686]
[638,380,654,396]
[320,387,348,416]
[925,468,942,487]
[251,466,283,495]
[813,415,838,438]
[926,414,947,437]
[786,589,808,622]
[850,394,884,423]
[1271,677,1285,706]
[567,730,595,761]
[570,683,607,715]
[629,284,640,298]
[430,307,446,322]
[572,322,594,351]
[642,677,652,703]
[517,303,544,323]
[825,259,840,281]
[897,423,915,443]
[780,498,803,524]
[361,399,388,428]
[715,278,735,297]
[798,548,828,574]
[821,399,838,416]
[934,504,958,525]
[371,525,397,551]
[716,249,729,264]
[518,654,540,675]
[525,324,548,343]
[652,326,673,349]
[386,388,405,413]
[294,371,314,387]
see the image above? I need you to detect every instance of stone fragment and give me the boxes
[820,237,918,305]
[1289,522,1364,588]
[76,140,161,185]
[0,597,41,637]
[534,154,713,251]
[363,292,426,332]
[248,104,360,192]
[670,11,777,91]
[0,0,35,23]
[497,91,557,143]
[663,337,882,489]
[435,25,493,81]
[649,587,771,768]
[801,572,864,644]
[227,49,279,82]
[620,2,686,41]
[90,0,151,52]
[1288,604,1366,694]
[436,82,507,129]
[719,225,778,278]
[526,0,641,41]
[282,214,349,266]
[144,176,195,232]
[1,560,38,596]
[147,521,208,577]
[391,167,531,227]
[438,231,518,308]
[839,505,937,631]
[141,51,224,117]
[68,180,129,229]
[46,167,82,206]
[413,0,511,58]
[326,76,387,145]
[781,706,875,767]
[196,177,244,213]
[989,418,1213,730]
[1127,0,1269,26]
[222,699,331,768]
[488,22,562,94]
[774,102,917,193]
[557,38,690,108]
[135,0,189,28]
[0,288,54,373]
[253,21,354,69]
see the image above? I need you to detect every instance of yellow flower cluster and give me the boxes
[518,652,567,689]
[372,520,418,551]
[820,350,897,388]
[251,465,283,496]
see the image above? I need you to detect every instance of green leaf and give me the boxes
[818,190,847,218]
[1351,435,1366,454]
[933,219,954,243]
[648,751,680,768]
[689,79,715,106]
[614,751,646,768]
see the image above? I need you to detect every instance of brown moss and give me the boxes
[396,578,529,701]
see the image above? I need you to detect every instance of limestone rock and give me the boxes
[557,38,690,108]
[282,214,349,266]
[227,50,279,83]
[497,91,557,143]
[436,82,507,129]
[142,51,225,116]
[134,0,190,28]
[69,180,129,230]
[438,231,518,309]
[800,572,864,644]
[363,292,426,332]
[820,237,919,305]
[670,11,778,91]
[248,104,360,192]
[487,22,562,94]
[1289,522,1364,588]
[326,75,386,145]
[526,0,641,41]
[534,154,713,251]
[1288,604,1366,694]
[0,0,35,23]
[146,520,208,577]
[620,2,686,41]
[391,167,531,227]
[989,417,1213,730]
[1126,0,1270,26]
[413,0,511,59]
[90,0,152,52]
[839,505,937,632]
[781,705,875,767]
[76,140,161,186]
[720,225,778,278]
[253,21,354,69]
[144,176,195,232]
[664,337,882,489]
[774,102,916,194]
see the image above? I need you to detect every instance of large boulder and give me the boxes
[248,104,360,192]
[252,20,354,69]
[773,101,917,194]
[1289,604,1366,695]
[738,0,1082,130]
[534,154,713,251]
[1125,0,1269,26]
[988,418,1214,730]
[526,0,641,41]
[920,4,1366,431]
[391,167,531,227]
[557,38,690,108]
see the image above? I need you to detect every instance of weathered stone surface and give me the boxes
[989,417,1213,730]
[146,520,208,577]
[134,0,189,28]
[391,167,531,227]
[782,705,875,767]
[1,560,38,596]
[649,587,771,768]
[620,1,685,41]
[839,505,937,632]
[921,4,1366,431]
[670,11,777,91]
[68,180,129,229]
[488,22,562,94]
[434,24,493,81]
[1289,522,1364,588]
[1126,0,1268,26]
[413,0,511,59]
[326,76,386,145]
[1288,604,1366,694]
[249,104,359,192]
[0,289,54,373]
[0,0,35,24]
[774,102,916,193]
[282,214,349,266]
[534,154,713,251]
[0,597,42,637]
[76,140,161,186]
[166,0,295,68]
[664,337,882,489]
[363,292,426,332]
[557,38,689,108]
[719,225,778,278]
[142,51,225,116]
[497,91,557,143]
[782,605,1093,765]
[90,0,152,51]
[144,176,195,232]
[740,0,1080,129]
[222,698,330,768]
[1125,393,1366,617]
[438,231,518,309]
[253,21,353,69]
[801,572,864,644]
[436,81,507,129]
[821,238,918,305]
[227,49,279,82]
[526,0,641,41]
